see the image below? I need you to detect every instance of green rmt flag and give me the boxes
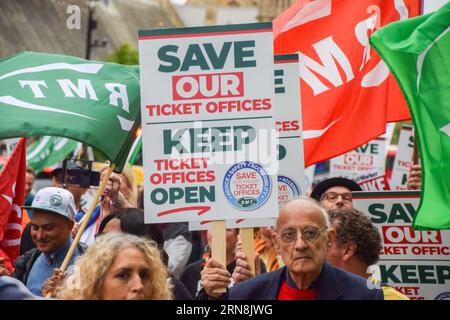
[27,136,79,173]
[370,3,450,230]
[0,52,141,172]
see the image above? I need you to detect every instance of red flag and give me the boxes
[274,0,420,166]
[0,138,26,273]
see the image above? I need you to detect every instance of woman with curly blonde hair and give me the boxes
[53,232,172,300]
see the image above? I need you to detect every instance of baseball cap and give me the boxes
[310,177,362,202]
[22,187,76,221]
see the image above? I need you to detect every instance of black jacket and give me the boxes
[170,276,193,300]
[20,223,36,256]
[13,242,88,285]
[180,259,237,299]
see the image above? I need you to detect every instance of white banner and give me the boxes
[353,191,450,300]
[5,138,20,156]
[139,23,279,223]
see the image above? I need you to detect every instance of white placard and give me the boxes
[274,54,306,207]
[384,123,396,149]
[304,165,316,191]
[329,137,388,191]
[189,218,275,231]
[189,54,306,230]
[139,23,279,223]
[389,125,414,190]
[353,191,450,300]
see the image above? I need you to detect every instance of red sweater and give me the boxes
[277,280,317,300]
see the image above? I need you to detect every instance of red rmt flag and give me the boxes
[273,0,420,166]
[0,138,26,273]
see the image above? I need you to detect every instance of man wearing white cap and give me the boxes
[13,187,87,296]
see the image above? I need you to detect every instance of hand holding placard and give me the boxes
[200,258,231,299]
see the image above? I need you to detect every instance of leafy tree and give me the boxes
[107,43,139,65]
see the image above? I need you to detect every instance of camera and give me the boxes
[57,159,100,188]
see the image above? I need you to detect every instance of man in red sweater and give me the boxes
[198,198,384,300]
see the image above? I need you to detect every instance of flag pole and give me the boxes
[59,163,116,272]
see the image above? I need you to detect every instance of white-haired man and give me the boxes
[198,198,384,300]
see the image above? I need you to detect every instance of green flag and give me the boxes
[26,136,79,173]
[370,3,450,230]
[0,52,141,172]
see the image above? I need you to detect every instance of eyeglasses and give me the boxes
[320,192,352,203]
[279,227,327,244]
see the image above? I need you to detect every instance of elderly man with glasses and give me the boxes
[198,198,384,300]
[310,177,362,210]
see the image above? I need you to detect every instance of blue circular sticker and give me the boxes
[223,161,272,211]
[435,292,450,300]
[277,175,300,206]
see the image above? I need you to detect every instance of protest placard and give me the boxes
[353,191,450,300]
[139,23,279,224]
[389,125,414,190]
[188,54,303,232]
[330,137,388,191]
[189,218,275,231]
[304,165,315,191]
[274,53,306,207]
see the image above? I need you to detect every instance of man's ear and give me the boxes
[342,241,357,262]
[67,220,75,231]
[326,228,336,247]
[272,232,280,252]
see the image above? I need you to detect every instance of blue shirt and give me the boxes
[0,276,40,300]
[26,238,81,296]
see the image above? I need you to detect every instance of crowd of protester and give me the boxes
[0,161,423,300]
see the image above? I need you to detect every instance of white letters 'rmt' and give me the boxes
[298,36,354,96]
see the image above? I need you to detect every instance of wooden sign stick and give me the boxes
[211,220,226,294]
[240,227,255,275]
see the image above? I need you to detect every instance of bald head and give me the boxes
[272,198,335,287]
[275,198,329,231]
